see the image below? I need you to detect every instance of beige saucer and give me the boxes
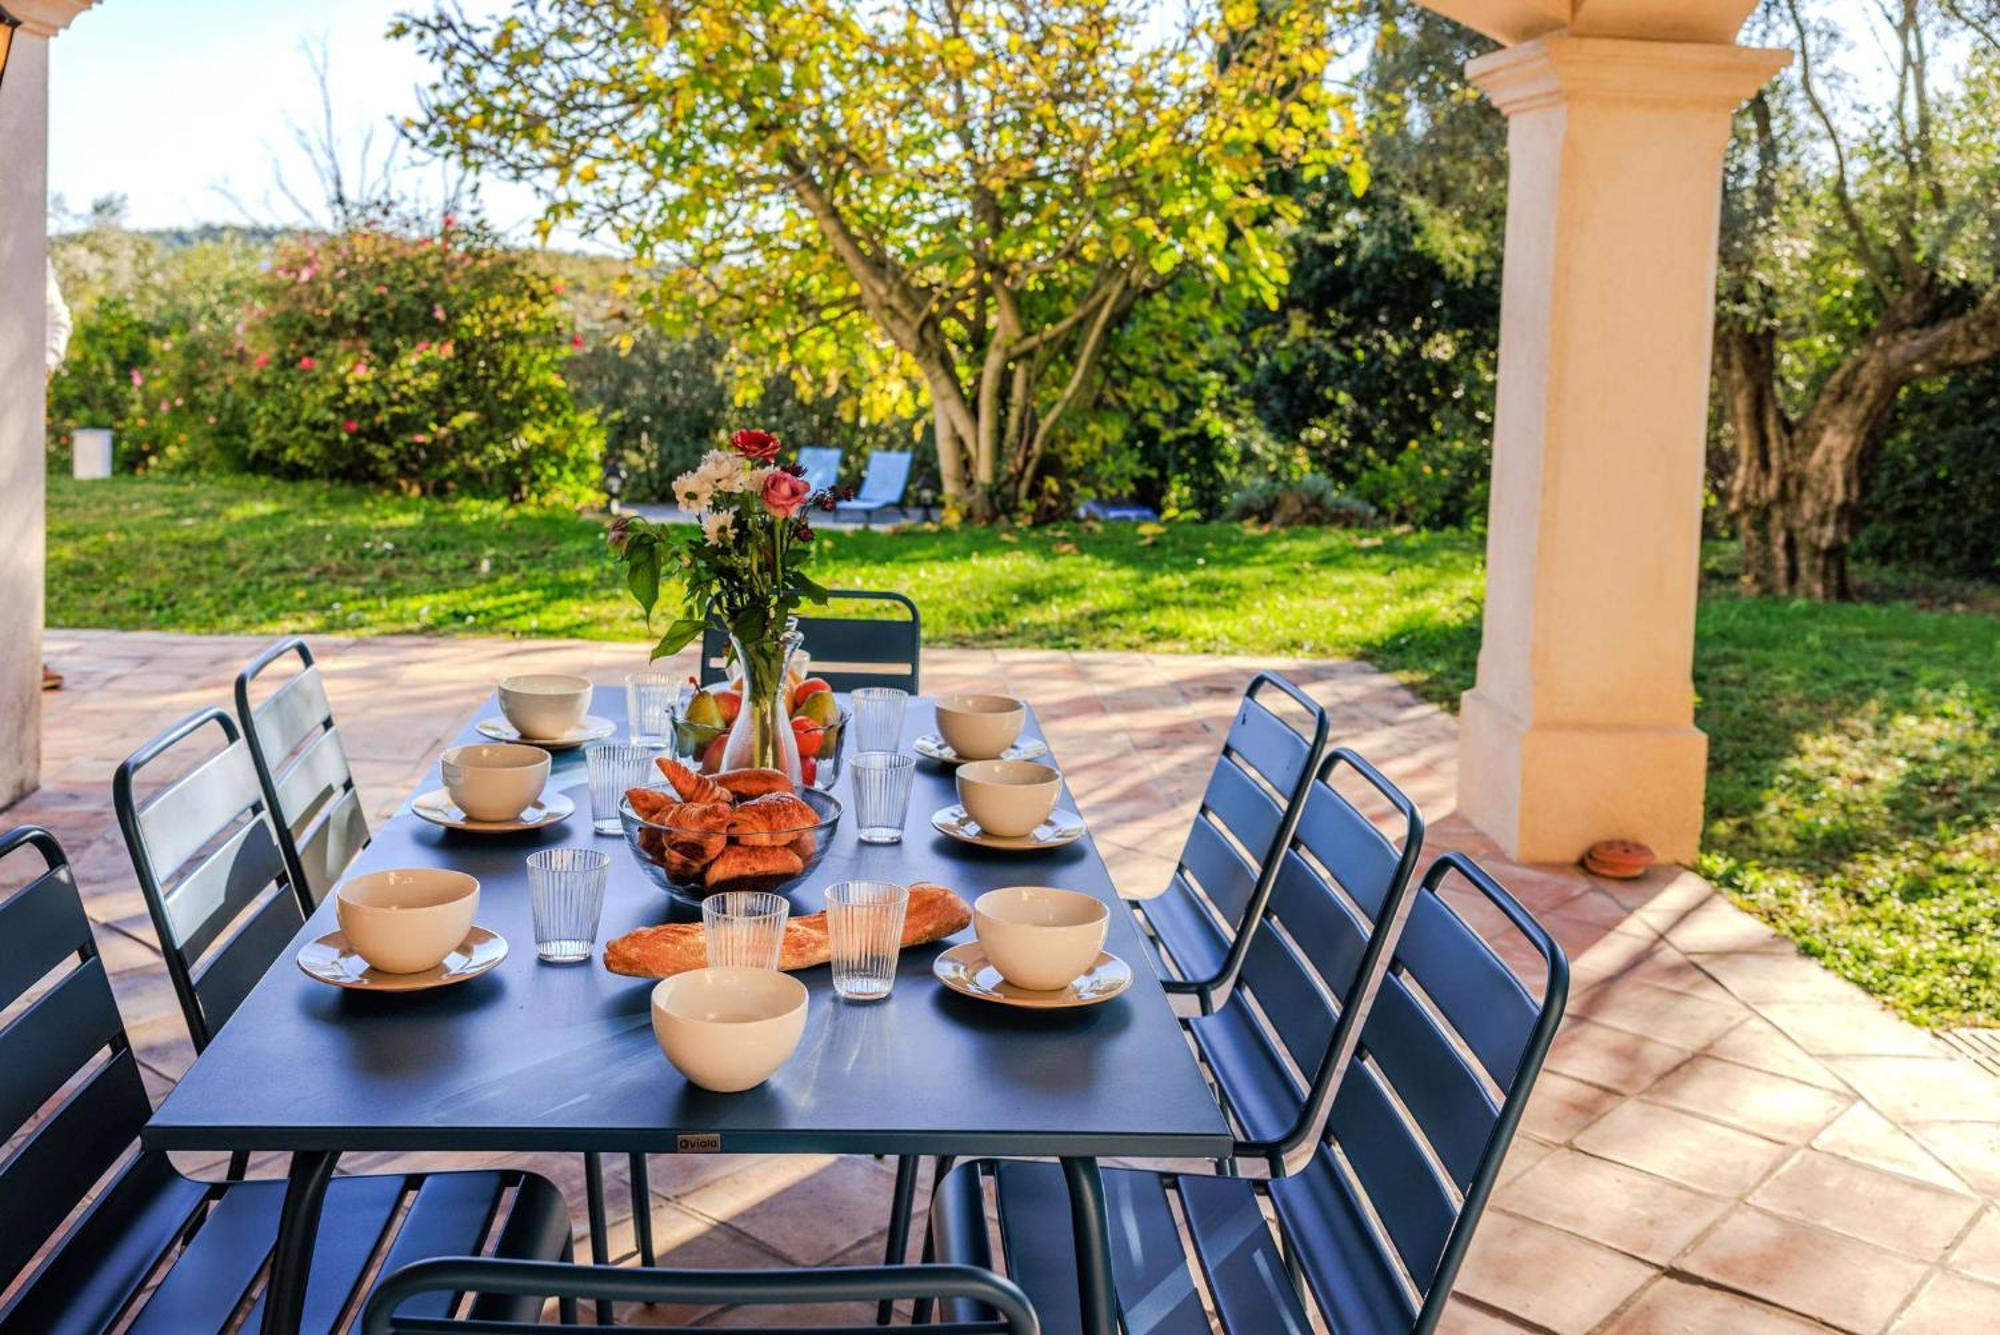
[476,715,616,750]
[296,926,508,991]
[931,943,1130,1009]
[411,788,575,832]
[913,733,1049,765]
[931,803,1085,850]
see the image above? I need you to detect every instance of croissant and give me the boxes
[657,757,730,805]
[714,768,796,801]
[662,801,732,864]
[703,843,805,894]
[727,793,819,847]
[626,786,679,824]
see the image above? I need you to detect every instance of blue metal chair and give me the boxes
[0,824,573,1334]
[798,444,844,494]
[929,851,1570,1335]
[835,449,913,526]
[701,588,922,694]
[234,637,369,911]
[362,1257,1039,1334]
[115,704,643,1316]
[1130,672,1332,1016]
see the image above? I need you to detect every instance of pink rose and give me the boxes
[297,355,316,371]
[761,469,813,519]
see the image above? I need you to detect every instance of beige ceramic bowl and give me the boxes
[935,694,1026,761]
[497,673,593,740]
[440,742,550,822]
[973,886,1109,991]
[335,868,480,974]
[957,760,1061,838]
[651,967,810,1093]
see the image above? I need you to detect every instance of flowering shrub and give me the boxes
[243,213,599,501]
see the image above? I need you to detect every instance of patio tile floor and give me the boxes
[16,627,2000,1332]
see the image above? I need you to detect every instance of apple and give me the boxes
[714,690,742,726]
[799,755,818,786]
[700,733,727,773]
[790,716,825,757]
[789,677,832,712]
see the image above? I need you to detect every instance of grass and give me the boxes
[48,473,2000,1026]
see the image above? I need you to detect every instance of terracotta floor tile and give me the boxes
[1545,1017,1693,1095]
[1573,1101,1791,1196]
[1570,980,1747,1050]
[1813,1104,1976,1194]
[1909,1122,2000,1196]
[1498,1149,1729,1263]
[1518,1071,1625,1143]
[1886,1271,2000,1335]
[1758,1000,1942,1060]
[1602,1277,1833,1335]
[674,1154,896,1266]
[1450,1211,1654,1335]
[1680,1206,1930,1333]
[1643,1055,1851,1143]
[1749,1150,1982,1259]
[1831,1058,2000,1125]
[1703,1015,1853,1093]
[1948,1208,2000,1286]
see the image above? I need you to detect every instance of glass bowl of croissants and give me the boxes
[619,758,842,903]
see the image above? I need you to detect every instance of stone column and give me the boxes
[1456,34,1787,862]
[0,1,91,810]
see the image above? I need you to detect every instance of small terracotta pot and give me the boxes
[1583,838,1654,879]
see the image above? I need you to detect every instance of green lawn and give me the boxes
[49,473,2000,1027]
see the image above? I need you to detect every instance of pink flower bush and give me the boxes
[297,355,316,371]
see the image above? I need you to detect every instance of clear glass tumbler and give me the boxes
[702,891,791,970]
[527,848,610,964]
[826,880,909,1001]
[586,742,659,835]
[626,671,679,747]
[851,687,909,754]
[850,751,916,844]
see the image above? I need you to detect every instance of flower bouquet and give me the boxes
[609,430,848,785]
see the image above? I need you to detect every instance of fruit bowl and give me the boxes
[619,783,842,905]
[669,699,850,791]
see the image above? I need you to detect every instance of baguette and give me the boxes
[603,883,974,978]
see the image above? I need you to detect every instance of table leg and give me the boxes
[877,1154,922,1324]
[584,1151,614,1325]
[1062,1156,1118,1335]
[262,1150,338,1335]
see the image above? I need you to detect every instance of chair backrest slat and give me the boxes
[0,859,90,1004]
[1239,926,1337,1079]
[117,708,308,1051]
[0,1047,152,1286]
[1327,1060,1461,1283]
[293,788,371,906]
[1363,975,1501,1189]
[1395,891,1539,1090]
[1291,781,1404,922]
[0,827,151,1291]
[1226,693,1315,796]
[1262,851,1372,1003]
[134,739,263,885]
[167,816,289,966]
[0,954,126,1139]
[1199,759,1288,870]
[237,641,369,910]
[1179,816,1261,925]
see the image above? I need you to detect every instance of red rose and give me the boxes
[761,469,813,519]
[730,429,782,461]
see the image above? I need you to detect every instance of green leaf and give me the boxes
[650,616,707,660]
[624,544,662,620]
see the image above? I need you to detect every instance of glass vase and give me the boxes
[719,624,804,782]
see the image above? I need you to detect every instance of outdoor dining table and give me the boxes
[141,691,1235,1335]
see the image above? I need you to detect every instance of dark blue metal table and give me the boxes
[143,692,1232,1334]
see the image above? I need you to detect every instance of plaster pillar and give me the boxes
[1456,34,1787,862]
[0,1,90,810]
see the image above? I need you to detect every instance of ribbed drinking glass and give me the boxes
[702,891,791,970]
[851,687,909,753]
[825,880,908,1001]
[527,848,610,964]
[850,751,916,844]
[625,671,679,747]
[586,742,658,835]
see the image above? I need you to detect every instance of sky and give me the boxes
[46,0,549,238]
[46,1,1932,243]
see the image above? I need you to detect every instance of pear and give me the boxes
[683,689,725,729]
[799,689,841,729]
